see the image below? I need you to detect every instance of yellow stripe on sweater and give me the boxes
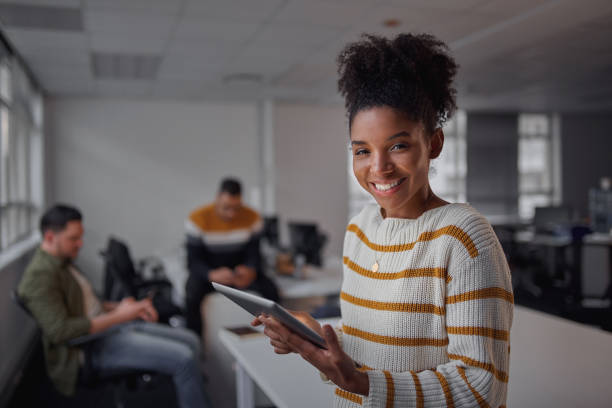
[434,370,455,408]
[343,257,450,282]
[457,366,490,408]
[343,325,449,347]
[341,291,445,315]
[410,371,424,408]
[446,326,509,341]
[384,371,395,408]
[448,353,509,383]
[335,388,362,405]
[446,288,514,305]
[347,224,478,258]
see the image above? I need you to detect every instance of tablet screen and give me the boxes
[212,282,327,349]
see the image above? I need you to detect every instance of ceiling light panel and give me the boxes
[0,3,83,31]
[91,52,161,80]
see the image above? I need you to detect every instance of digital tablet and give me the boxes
[212,282,327,349]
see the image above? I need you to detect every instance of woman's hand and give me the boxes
[251,310,323,354]
[252,313,369,396]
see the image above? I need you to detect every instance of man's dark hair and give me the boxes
[40,204,82,234]
[337,33,458,133]
[219,177,242,196]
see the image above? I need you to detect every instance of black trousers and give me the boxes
[185,271,279,336]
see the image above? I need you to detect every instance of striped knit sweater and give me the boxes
[333,203,513,408]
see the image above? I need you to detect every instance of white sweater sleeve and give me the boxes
[362,243,513,407]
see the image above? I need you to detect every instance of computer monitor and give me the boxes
[262,216,280,248]
[288,222,327,267]
[533,206,572,233]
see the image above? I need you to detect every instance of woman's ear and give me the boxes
[429,128,444,159]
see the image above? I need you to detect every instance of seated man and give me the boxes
[185,177,279,335]
[18,205,208,408]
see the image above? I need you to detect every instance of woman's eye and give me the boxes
[354,149,369,156]
[390,143,407,151]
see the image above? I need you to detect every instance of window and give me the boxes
[429,110,467,203]
[347,110,467,220]
[517,113,561,220]
[0,49,44,251]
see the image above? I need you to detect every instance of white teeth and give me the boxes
[374,180,401,191]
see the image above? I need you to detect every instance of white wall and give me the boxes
[274,102,349,258]
[46,98,261,287]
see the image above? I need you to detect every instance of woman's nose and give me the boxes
[372,152,393,175]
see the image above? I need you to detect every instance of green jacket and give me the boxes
[18,248,91,396]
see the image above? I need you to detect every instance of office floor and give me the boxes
[8,345,179,408]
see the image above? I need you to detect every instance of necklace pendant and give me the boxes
[372,261,379,273]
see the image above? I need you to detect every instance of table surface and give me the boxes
[220,306,612,408]
[220,321,337,408]
[274,257,343,299]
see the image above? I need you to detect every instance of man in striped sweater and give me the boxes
[185,178,279,335]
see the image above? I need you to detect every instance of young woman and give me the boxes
[254,33,513,407]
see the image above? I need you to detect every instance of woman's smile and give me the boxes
[370,177,406,195]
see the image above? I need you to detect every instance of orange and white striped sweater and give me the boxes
[333,203,513,408]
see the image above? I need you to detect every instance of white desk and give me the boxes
[220,307,612,408]
[219,321,337,408]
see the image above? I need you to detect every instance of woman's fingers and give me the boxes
[323,324,341,354]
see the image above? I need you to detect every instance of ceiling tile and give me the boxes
[84,0,182,15]
[157,58,224,81]
[380,0,487,11]
[272,0,372,29]
[3,27,88,50]
[31,61,92,84]
[251,23,344,49]
[182,0,285,23]
[90,33,168,54]
[83,10,176,36]
[173,19,261,44]
[165,38,239,62]
[152,79,209,98]
[95,79,153,97]
[0,3,83,31]
[272,60,336,87]
[43,78,95,96]
[0,0,80,7]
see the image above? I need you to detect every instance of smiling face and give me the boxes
[350,106,444,219]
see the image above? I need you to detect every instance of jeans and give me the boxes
[89,321,208,408]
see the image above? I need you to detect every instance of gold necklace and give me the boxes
[372,214,384,273]
[371,192,436,273]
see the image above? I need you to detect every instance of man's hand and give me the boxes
[234,265,256,289]
[113,297,158,323]
[209,267,235,285]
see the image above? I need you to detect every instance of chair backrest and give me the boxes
[288,222,327,266]
[11,289,33,318]
[263,216,280,247]
[102,237,139,297]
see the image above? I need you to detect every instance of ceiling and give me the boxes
[1,0,611,112]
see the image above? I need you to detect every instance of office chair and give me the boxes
[10,289,161,408]
[262,216,280,248]
[288,222,328,267]
[101,237,182,324]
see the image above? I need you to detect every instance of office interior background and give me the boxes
[0,0,611,407]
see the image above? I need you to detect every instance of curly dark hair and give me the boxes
[337,33,458,133]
